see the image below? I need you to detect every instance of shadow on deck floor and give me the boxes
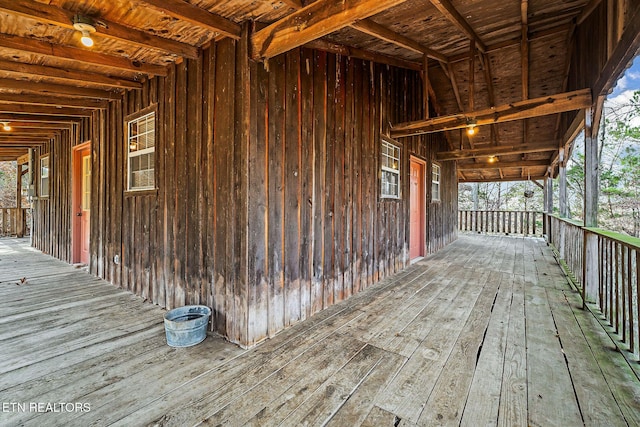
[1,234,639,426]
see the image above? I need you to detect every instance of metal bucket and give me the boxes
[163,305,211,347]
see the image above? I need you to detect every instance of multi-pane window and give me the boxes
[432,163,441,202]
[127,111,155,191]
[40,156,49,198]
[381,139,401,199]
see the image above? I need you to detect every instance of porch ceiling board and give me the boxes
[136,0,241,40]
[457,159,550,170]
[0,0,199,59]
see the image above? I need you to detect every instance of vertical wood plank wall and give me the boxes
[30,40,458,347]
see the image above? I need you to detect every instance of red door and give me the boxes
[410,158,425,260]
[73,143,91,265]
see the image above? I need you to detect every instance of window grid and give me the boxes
[40,156,49,198]
[432,163,441,202]
[381,140,401,199]
[127,112,156,191]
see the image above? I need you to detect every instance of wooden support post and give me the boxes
[559,148,568,218]
[543,172,552,236]
[584,107,598,227]
[15,164,23,238]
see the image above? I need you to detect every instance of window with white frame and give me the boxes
[381,139,401,199]
[127,111,156,191]
[40,155,49,198]
[432,163,441,202]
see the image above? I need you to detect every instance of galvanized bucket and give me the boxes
[163,305,211,347]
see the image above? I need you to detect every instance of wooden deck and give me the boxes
[1,234,640,426]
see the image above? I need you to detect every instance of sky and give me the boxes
[606,56,640,107]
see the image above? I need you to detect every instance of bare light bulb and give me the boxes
[80,31,94,47]
[2,123,10,131]
[467,125,476,136]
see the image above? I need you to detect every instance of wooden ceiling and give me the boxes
[0,0,633,182]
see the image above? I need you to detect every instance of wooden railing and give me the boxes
[547,215,584,287]
[458,210,543,236]
[547,214,640,360]
[0,208,29,238]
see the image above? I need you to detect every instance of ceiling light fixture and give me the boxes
[466,118,477,136]
[1,122,11,131]
[487,156,497,163]
[73,15,96,48]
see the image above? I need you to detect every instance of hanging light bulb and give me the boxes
[1,122,11,131]
[466,118,477,136]
[80,30,94,47]
[73,15,96,48]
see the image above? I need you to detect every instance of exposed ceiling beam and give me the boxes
[351,19,448,62]
[0,0,198,59]
[0,113,80,123]
[305,39,421,71]
[460,175,546,183]
[521,0,529,100]
[0,59,142,90]
[429,0,487,52]
[0,33,167,77]
[457,159,549,170]
[252,0,409,60]
[0,136,52,142]
[0,104,92,117]
[138,0,241,40]
[0,78,120,100]
[0,121,71,129]
[437,142,559,161]
[391,88,592,137]
[0,94,108,109]
[593,1,640,97]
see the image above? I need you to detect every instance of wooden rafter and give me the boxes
[0,121,71,129]
[0,0,199,59]
[0,136,52,142]
[457,159,549,170]
[304,39,421,71]
[391,88,592,137]
[0,33,167,76]
[0,94,108,109]
[437,142,559,161]
[252,0,409,60]
[0,59,142,90]
[138,0,241,40]
[521,0,529,100]
[0,104,92,117]
[351,19,448,62]
[0,78,120,100]
[462,175,546,183]
[0,113,80,123]
[429,0,487,52]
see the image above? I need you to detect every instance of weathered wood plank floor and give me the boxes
[1,234,640,426]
